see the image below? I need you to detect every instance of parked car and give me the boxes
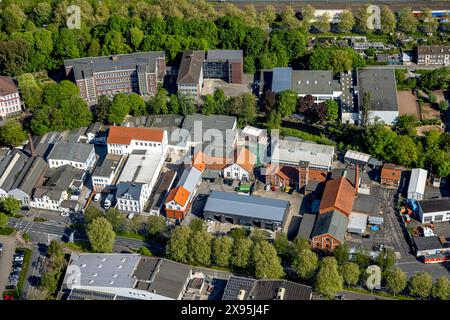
[93,193,101,202]
[0,242,3,253]
[223,178,233,186]
[13,256,23,262]
[12,262,23,268]
[103,193,114,209]
[12,267,22,273]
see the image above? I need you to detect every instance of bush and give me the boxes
[281,128,336,146]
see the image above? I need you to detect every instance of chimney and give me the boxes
[354,165,359,195]
[28,132,36,157]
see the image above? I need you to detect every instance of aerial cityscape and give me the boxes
[0,0,449,306]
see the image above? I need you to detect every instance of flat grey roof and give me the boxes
[418,198,450,213]
[357,68,399,112]
[271,67,292,93]
[414,236,445,252]
[47,142,94,163]
[291,70,341,95]
[92,154,121,178]
[352,194,381,215]
[206,50,243,62]
[204,191,289,223]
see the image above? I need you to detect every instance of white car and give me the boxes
[93,193,101,202]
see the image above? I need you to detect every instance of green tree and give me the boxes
[0,198,21,215]
[202,94,216,115]
[166,226,191,263]
[376,248,396,272]
[292,248,318,280]
[18,73,43,111]
[83,207,104,225]
[250,229,269,244]
[340,262,360,287]
[32,2,52,26]
[213,88,226,115]
[366,124,398,162]
[431,276,449,300]
[301,5,315,31]
[95,95,111,123]
[168,94,180,114]
[2,4,27,34]
[315,13,331,33]
[397,8,418,34]
[439,101,449,112]
[130,27,144,50]
[330,49,352,75]
[251,241,284,279]
[277,90,297,117]
[104,208,125,233]
[55,28,80,60]
[273,232,290,258]
[0,212,7,229]
[47,240,64,259]
[337,10,355,33]
[0,120,27,147]
[394,135,419,167]
[396,114,419,135]
[231,237,253,269]
[266,110,282,130]
[408,272,433,299]
[187,230,212,266]
[229,93,257,126]
[229,227,249,240]
[102,30,131,55]
[384,267,407,295]
[325,99,339,122]
[381,5,397,34]
[88,39,101,57]
[149,89,169,114]
[0,39,31,76]
[212,236,233,268]
[421,8,439,35]
[138,246,152,256]
[128,93,146,116]
[108,93,130,124]
[147,215,167,239]
[60,97,93,129]
[189,217,206,233]
[87,217,116,253]
[315,257,344,298]
[354,6,371,34]
[333,244,349,265]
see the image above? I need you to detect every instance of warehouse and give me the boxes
[203,191,290,231]
[407,168,428,201]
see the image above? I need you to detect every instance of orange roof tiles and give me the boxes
[193,150,232,171]
[309,169,328,182]
[381,164,401,182]
[235,147,256,173]
[165,185,190,207]
[319,177,355,217]
[107,126,164,145]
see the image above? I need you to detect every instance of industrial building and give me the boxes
[417,45,450,66]
[203,191,290,231]
[0,75,22,118]
[46,142,96,170]
[64,52,166,103]
[417,198,450,223]
[407,168,428,201]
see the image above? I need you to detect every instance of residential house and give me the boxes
[380,164,402,188]
[64,52,166,103]
[356,69,399,125]
[0,76,22,118]
[106,126,168,157]
[31,165,85,212]
[47,142,96,170]
[417,45,450,66]
[223,147,257,181]
[165,163,204,220]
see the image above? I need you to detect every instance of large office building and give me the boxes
[64,52,166,103]
[176,50,243,97]
[417,45,450,66]
[356,69,399,125]
[0,76,22,118]
[203,191,290,231]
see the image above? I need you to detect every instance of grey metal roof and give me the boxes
[133,257,191,300]
[357,68,399,112]
[86,122,103,135]
[291,70,341,95]
[312,210,349,242]
[11,156,47,195]
[177,167,202,193]
[204,191,289,223]
[418,198,450,213]
[352,194,381,215]
[181,113,237,144]
[414,236,446,252]
[33,164,84,200]
[116,181,144,201]
[206,50,243,62]
[92,155,121,178]
[271,67,292,93]
[63,253,140,289]
[64,51,165,81]
[0,149,30,191]
[297,213,317,240]
[47,142,94,163]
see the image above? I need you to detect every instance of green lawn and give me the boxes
[281,127,336,146]
[0,227,16,236]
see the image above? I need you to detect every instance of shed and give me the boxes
[407,168,427,200]
[368,216,384,225]
[347,212,368,234]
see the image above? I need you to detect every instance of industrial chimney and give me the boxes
[28,132,36,157]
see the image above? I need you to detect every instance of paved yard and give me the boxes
[0,235,17,299]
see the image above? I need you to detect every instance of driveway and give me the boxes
[0,235,17,299]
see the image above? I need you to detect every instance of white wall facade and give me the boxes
[418,208,450,223]
[30,192,66,211]
[0,92,21,118]
[48,149,96,170]
[107,132,168,157]
[223,164,251,181]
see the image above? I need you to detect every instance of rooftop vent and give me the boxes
[92,273,98,277]
[109,281,115,285]
[237,290,246,300]
[81,264,86,268]
[101,258,106,262]
[113,274,118,278]
[121,258,126,263]
[89,280,94,284]
[97,264,103,269]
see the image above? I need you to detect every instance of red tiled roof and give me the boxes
[381,164,401,181]
[0,76,18,96]
[165,186,190,207]
[107,126,164,145]
[319,177,355,217]
[235,147,256,173]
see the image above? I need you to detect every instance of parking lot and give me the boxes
[0,235,17,298]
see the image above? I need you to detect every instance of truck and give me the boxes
[103,193,114,209]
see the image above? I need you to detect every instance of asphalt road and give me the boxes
[7,218,150,250]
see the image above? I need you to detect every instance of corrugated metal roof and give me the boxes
[312,210,349,242]
[271,67,292,93]
[407,168,427,197]
[47,142,94,163]
[347,212,368,234]
[344,150,371,163]
[204,191,289,222]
